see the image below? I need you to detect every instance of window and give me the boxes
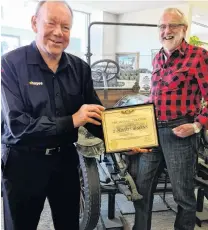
[66,10,90,58]
[1,2,90,59]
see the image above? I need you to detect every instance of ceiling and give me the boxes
[72,1,188,14]
[16,0,208,26]
[192,6,208,25]
[72,1,208,25]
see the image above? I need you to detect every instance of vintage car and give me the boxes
[77,93,148,230]
[77,93,208,230]
[77,56,208,229]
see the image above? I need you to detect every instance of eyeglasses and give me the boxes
[157,24,185,31]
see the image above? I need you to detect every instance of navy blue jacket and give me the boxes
[1,41,103,148]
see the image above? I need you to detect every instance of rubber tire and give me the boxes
[79,154,101,230]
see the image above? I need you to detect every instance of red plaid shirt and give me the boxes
[149,39,208,128]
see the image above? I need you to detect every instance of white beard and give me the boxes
[162,32,184,52]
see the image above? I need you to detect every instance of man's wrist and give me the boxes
[192,122,202,133]
[72,114,78,128]
[195,122,202,129]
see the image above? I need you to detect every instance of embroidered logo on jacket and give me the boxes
[29,81,43,86]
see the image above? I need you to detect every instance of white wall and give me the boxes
[116,4,191,70]
[69,2,105,64]
[88,12,118,64]
[190,24,208,42]
[67,4,119,65]
[89,11,104,65]
[102,12,118,61]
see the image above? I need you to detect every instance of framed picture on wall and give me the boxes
[139,73,151,93]
[116,52,139,71]
[151,49,160,62]
[1,34,20,56]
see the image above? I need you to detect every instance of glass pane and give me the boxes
[87,24,160,108]
[1,2,90,59]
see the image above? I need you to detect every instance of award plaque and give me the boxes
[101,103,159,153]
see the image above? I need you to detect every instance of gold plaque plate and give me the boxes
[101,103,159,153]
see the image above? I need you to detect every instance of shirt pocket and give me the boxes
[152,68,161,77]
[151,68,161,86]
[162,67,189,91]
[26,85,50,117]
[66,92,84,114]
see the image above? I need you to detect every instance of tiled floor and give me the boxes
[2,193,208,230]
[97,194,208,230]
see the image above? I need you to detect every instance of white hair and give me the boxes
[35,1,73,28]
[160,8,188,27]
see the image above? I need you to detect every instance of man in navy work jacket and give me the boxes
[1,1,105,229]
[132,8,208,230]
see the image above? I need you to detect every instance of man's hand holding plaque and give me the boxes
[127,147,152,155]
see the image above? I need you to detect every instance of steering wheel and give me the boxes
[91,59,119,87]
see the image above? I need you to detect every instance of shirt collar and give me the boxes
[26,41,69,70]
[160,38,188,57]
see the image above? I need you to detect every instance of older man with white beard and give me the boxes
[132,8,208,230]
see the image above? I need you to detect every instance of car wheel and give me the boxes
[79,153,101,230]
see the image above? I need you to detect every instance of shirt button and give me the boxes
[56,111,61,116]
[56,92,59,97]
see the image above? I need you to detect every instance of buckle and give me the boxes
[157,120,168,124]
[45,147,60,155]
[157,120,168,128]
